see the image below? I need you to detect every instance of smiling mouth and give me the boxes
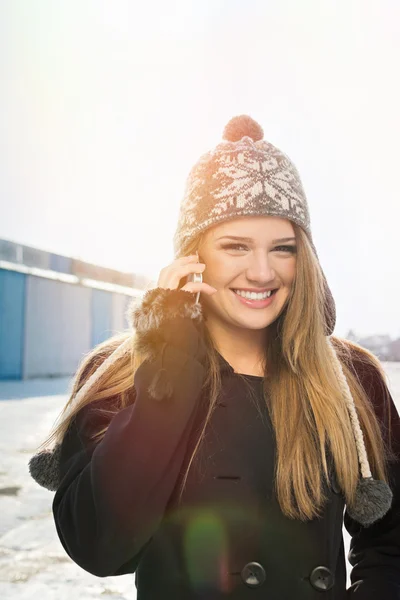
[231,288,278,299]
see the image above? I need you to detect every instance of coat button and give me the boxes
[241,562,266,588]
[309,566,334,591]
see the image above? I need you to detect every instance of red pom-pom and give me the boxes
[222,115,264,142]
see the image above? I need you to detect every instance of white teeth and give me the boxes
[233,289,273,300]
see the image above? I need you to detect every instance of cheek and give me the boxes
[280,259,297,282]
[203,257,233,284]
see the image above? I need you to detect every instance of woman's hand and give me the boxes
[130,254,216,398]
[157,254,217,297]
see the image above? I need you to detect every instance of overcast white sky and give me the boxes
[1,0,399,338]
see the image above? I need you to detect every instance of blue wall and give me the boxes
[23,277,92,378]
[0,266,134,379]
[0,270,25,379]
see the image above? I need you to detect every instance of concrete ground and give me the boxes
[1,363,399,599]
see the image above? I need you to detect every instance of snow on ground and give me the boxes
[0,378,135,600]
[1,363,399,599]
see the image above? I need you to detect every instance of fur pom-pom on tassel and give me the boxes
[346,477,393,527]
[147,368,174,401]
[28,444,62,492]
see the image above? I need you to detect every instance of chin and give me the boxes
[240,315,278,328]
[234,301,286,327]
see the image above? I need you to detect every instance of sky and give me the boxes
[1,0,399,338]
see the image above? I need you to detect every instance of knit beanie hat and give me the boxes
[173,115,336,335]
[28,115,392,527]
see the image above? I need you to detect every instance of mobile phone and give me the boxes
[186,271,202,304]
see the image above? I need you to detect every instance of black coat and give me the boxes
[52,334,400,600]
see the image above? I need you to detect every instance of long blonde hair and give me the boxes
[38,225,394,521]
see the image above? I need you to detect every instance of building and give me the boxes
[346,329,400,361]
[0,238,151,380]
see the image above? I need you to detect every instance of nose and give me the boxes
[245,252,276,284]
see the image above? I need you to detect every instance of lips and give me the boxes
[231,288,278,308]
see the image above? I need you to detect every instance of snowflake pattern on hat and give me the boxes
[173,135,311,258]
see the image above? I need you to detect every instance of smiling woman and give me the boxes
[28,115,400,599]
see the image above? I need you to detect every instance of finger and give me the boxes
[180,282,217,295]
[178,254,199,263]
[158,262,206,290]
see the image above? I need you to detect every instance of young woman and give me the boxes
[29,115,400,599]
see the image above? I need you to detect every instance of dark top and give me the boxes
[52,348,400,599]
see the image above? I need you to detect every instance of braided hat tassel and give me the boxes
[326,337,393,527]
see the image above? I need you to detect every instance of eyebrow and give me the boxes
[216,235,296,244]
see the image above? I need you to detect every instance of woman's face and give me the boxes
[197,216,297,331]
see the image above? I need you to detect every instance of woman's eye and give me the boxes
[275,245,297,253]
[222,243,248,251]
